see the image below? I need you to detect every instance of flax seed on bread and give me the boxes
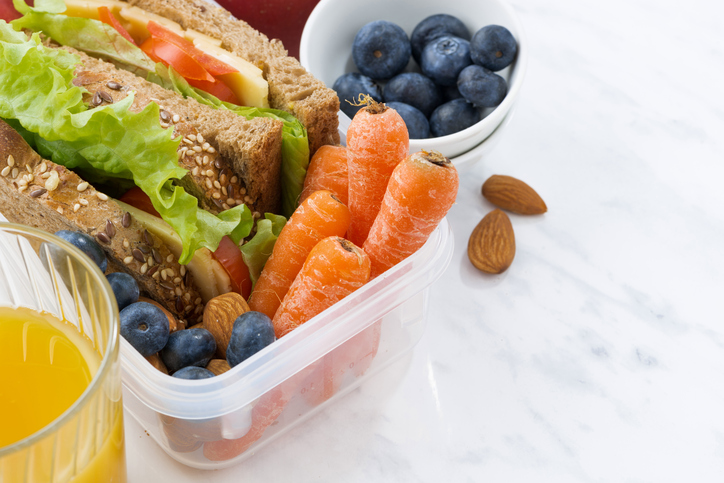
[0,119,206,325]
[66,47,284,214]
[124,0,341,154]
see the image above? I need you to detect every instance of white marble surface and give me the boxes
[125,0,724,480]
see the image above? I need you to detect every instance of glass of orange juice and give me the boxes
[0,223,126,482]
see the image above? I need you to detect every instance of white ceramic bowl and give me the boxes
[300,0,527,159]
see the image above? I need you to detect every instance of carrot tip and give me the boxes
[339,238,355,253]
[419,150,451,167]
[349,94,387,114]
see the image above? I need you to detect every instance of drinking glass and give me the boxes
[0,223,126,482]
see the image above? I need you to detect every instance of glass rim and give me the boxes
[0,222,121,457]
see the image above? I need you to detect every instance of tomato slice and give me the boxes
[140,36,215,82]
[186,76,241,105]
[119,187,161,218]
[139,37,162,63]
[0,0,22,22]
[97,6,136,45]
[146,21,238,76]
[213,236,252,299]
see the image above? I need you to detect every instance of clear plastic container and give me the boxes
[121,218,453,469]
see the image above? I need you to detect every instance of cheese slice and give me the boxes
[185,29,222,48]
[193,38,269,108]
[63,0,125,20]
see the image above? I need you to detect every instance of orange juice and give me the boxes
[0,306,126,482]
[0,307,96,446]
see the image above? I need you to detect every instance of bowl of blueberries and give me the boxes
[300,0,527,160]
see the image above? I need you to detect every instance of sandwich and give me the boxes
[9,0,340,216]
[0,0,339,326]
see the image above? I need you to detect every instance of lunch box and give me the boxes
[120,218,454,469]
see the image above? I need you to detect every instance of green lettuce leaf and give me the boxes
[12,0,66,15]
[4,119,136,190]
[240,213,286,287]
[0,21,252,263]
[11,3,157,76]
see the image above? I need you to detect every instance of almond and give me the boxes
[468,209,516,274]
[482,175,547,215]
[145,353,169,375]
[206,358,232,376]
[203,292,249,359]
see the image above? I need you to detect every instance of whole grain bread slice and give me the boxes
[125,0,341,154]
[0,119,209,326]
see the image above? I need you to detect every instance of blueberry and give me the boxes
[386,102,430,139]
[173,366,215,380]
[54,230,107,273]
[120,302,170,357]
[332,72,383,119]
[410,14,471,63]
[352,20,411,80]
[383,73,442,118]
[420,36,472,87]
[106,272,139,310]
[161,328,216,374]
[226,311,276,368]
[429,99,481,137]
[457,64,508,108]
[470,25,517,72]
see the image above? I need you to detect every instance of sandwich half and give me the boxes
[68,48,283,215]
[0,117,216,326]
[10,0,340,216]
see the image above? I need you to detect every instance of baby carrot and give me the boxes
[346,100,409,246]
[248,190,350,320]
[273,236,371,338]
[363,151,459,278]
[299,145,349,205]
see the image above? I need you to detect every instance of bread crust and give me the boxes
[0,119,205,326]
[125,0,341,154]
